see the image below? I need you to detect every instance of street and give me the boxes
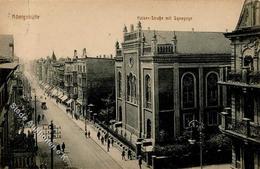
[26,71,122,169]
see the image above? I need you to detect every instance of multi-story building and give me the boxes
[219,0,260,169]
[0,35,36,168]
[75,49,115,119]
[115,22,231,150]
[0,34,19,167]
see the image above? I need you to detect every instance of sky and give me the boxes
[0,0,244,61]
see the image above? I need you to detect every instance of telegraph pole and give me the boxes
[34,95,38,150]
[50,120,54,169]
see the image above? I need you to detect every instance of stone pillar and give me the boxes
[198,67,204,123]
[242,118,251,137]
[221,112,229,130]
[173,66,180,137]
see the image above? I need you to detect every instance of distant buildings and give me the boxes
[36,49,115,119]
[114,22,231,152]
[219,0,260,169]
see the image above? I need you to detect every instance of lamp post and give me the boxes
[188,120,204,169]
[32,88,38,148]
[85,104,94,132]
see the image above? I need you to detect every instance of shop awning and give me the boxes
[58,93,64,99]
[51,89,58,96]
[46,86,53,91]
[44,84,50,89]
[66,99,73,104]
[61,95,68,102]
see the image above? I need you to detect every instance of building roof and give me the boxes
[0,34,14,61]
[143,30,231,54]
[236,0,260,30]
[0,61,19,69]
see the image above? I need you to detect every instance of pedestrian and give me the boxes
[121,148,126,160]
[107,139,110,152]
[62,142,65,152]
[87,131,91,138]
[97,130,101,140]
[42,114,45,121]
[127,149,132,160]
[40,163,43,169]
[105,133,108,142]
[101,136,104,145]
[85,131,88,138]
[37,114,41,124]
[111,137,114,146]
[56,144,61,154]
[138,155,142,169]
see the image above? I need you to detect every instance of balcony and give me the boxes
[157,44,174,54]
[220,112,260,143]
[220,68,260,89]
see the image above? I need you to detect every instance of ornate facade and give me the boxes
[219,0,260,168]
[115,22,231,150]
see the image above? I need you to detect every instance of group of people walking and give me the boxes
[56,142,66,153]
[121,148,143,168]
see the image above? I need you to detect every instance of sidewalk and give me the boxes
[50,97,149,169]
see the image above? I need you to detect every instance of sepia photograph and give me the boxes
[0,0,259,168]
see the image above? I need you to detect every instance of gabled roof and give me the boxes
[143,30,231,54]
[236,0,260,30]
[0,34,14,60]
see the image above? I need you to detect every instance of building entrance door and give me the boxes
[244,148,254,169]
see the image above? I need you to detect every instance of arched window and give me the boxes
[118,72,122,97]
[146,119,151,138]
[132,76,137,102]
[243,55,253,70]
[206,72,218,106]
[127,73,133,101]
[127,75,130,101]
[145,75,152,108]
[182,73,195,108]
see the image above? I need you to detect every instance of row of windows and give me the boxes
[183,111,219,129]
[117,71,218,109]
[117,72,152,108]
[181,72,219,109]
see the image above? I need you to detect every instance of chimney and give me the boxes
[74,50,77,58]
[130,24,134,32]
[123,25,128,33]
[83,48,87,57]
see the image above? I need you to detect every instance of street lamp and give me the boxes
[32,88,38,148]
[85,104,94,133]
[188,120,204,169]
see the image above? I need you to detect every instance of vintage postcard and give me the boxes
[1,0,259,169]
